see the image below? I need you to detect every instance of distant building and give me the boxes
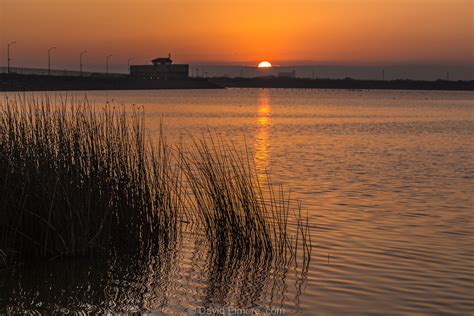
[278,70,296,78]
[130,55,189,80]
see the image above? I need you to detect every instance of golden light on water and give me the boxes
[255,90,271,183]
[258,103,270,116]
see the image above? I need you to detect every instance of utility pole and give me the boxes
[7,41,17,73]
[106,54,112,76]
[48,47,56,76]
[127,57,133,73]
[80,50,87,76]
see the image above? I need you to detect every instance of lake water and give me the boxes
[1,89,473,315]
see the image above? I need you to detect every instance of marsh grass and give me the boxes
[0,95,182,260]
[180,135,311,267]
[0,95,310,269]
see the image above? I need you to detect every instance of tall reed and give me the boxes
[0,95,182,260]
[0,95,310,268]
[179,135,311,266]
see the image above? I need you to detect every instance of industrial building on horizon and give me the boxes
[130,55,189,80]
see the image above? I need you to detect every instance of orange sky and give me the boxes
[0,0,472,69]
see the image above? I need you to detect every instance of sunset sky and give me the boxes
[0,0,472,71]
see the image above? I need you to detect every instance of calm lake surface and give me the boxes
[1,89,473,315]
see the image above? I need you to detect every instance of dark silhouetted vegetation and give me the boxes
[0,95,310,269]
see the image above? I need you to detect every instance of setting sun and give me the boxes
[258,61,272,68]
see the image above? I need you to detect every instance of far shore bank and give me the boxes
[1,73,473,92]
[210,77,474,91]
[0,74,223,92]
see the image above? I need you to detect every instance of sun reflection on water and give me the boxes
[255,89,271,183]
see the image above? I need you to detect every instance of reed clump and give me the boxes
[0,95,182,261]
[180,136,311,266]
[0,95,310,267]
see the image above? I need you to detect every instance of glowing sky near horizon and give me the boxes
[0,0,472,68]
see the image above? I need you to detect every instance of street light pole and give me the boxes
[7,41,17,73]
[48,47,56,76]
[106,54,112,76]
[80,50,87,76]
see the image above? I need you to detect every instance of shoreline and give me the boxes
[1,73,473,92]
[0,74,223,92]
[211,77,474,91]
